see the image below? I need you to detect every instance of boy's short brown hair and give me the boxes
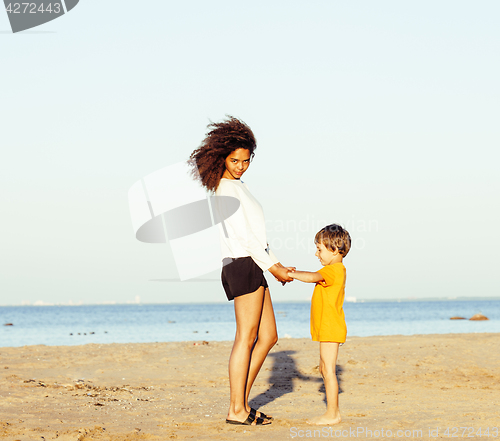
[314,224,351,257]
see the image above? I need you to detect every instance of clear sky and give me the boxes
[1,1,499,305]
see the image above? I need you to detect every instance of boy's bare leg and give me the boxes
[244,288,278,417]
[308,341,342,425]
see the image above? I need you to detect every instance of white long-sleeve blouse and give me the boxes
[214,178,279,271]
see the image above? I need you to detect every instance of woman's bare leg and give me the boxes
[244,288,278,412]
[307,342,342,425]
[227,286,270,424]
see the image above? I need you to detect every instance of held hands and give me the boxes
[270,263,296,285]
[281,267,296,285]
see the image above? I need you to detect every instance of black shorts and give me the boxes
[221,256,269,301]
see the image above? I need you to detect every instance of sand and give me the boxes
[1,333,499,440]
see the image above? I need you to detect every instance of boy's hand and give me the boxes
[282,266,296,284]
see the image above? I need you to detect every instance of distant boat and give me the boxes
[345,296,357,303]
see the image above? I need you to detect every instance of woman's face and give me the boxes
[222,148,251,180]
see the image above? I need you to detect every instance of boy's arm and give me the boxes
[288,270,324,284]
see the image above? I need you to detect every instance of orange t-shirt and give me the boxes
[310,262,347,342]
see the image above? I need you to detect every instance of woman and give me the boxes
[189,116,293,426]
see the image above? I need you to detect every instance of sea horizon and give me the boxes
[2,295,500,308]
[1,298,499,348]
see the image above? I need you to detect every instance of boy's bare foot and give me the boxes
[306,412,342,425]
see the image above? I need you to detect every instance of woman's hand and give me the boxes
[276,263,296,283]
[281,267,296,285]
[269,263,294,284]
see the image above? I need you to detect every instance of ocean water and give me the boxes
[0,300,499,348]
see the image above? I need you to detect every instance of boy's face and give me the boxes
[315,242,337,266]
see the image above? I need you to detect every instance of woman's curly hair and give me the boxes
[188,116,257,193]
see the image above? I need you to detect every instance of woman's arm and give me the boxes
[214,182,277,271]
[288,270,324,283]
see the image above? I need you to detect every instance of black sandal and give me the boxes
[250,407,274,421]
[226,408,271,425]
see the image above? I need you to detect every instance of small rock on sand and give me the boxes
[469,313,489,321]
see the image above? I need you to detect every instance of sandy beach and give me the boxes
[1,333,499,440]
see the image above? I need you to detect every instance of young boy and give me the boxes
[288,224,351,425]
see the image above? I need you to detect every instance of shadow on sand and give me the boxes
[249,350,345,409]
